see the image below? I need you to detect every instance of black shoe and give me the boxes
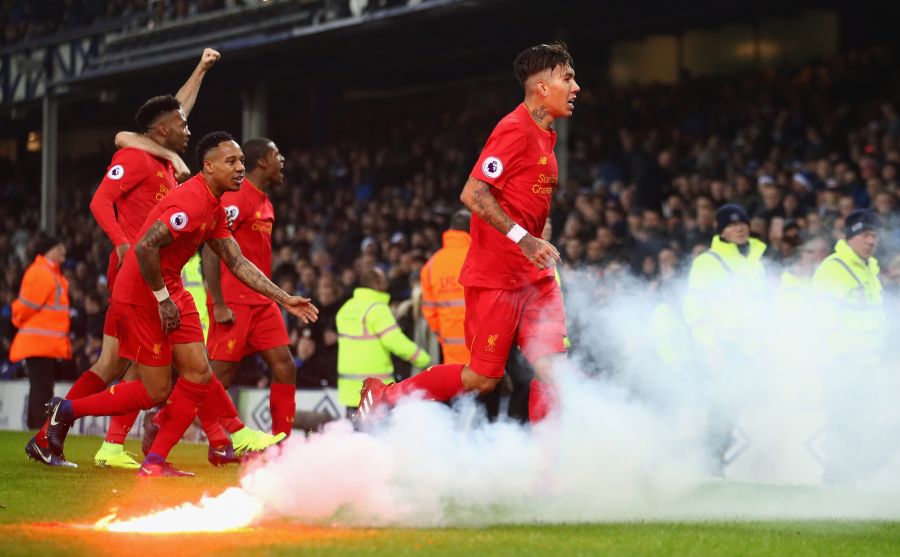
[45,397,72,458]
[25,435,77,468]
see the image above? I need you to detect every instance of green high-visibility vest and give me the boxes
[812,239,885,356]
[181,253,209,341]
[336,287,431,407]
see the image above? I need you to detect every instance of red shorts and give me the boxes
[206,302,290,362]
[464,276,567,378]
[103,302,118,337]
[115,297,204,367]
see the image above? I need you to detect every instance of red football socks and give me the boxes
[71,379,154,418]
[148,379,210,459]
[385,364,465,405]
[197,377,232,448]
[198,376,244,435]
[269,382,296,437]
[36,370,107,448]
[66,370,108,399]
[528,378,558,423]
[105,410,139,444]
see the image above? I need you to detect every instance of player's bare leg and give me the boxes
[529,353,566,423]
[90,334,131,384]
[260,345,296,437]
[211,359,240,388]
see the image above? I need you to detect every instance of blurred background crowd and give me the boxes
[3,43,900,387]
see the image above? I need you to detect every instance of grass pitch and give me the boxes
[2,430,900,556]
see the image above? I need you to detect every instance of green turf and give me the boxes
[2,431,900,557]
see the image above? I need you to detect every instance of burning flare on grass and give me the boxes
[94,487,264,533]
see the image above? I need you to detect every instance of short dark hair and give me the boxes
[196,131,236,168]
[449,209,471,232]
[512,41,574,87]
[36,235,63,256]
[359,268,385,290]
[242,137,273,172]
[134,95,181,131]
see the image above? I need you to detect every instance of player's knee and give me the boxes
[181,366,213,385]
[271,360,296,384]
[461,369,501,395]
[91,355,123,383]
[146,383,172,405]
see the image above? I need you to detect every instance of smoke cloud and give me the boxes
[232,266,900,526]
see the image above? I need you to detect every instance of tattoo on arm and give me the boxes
[465,179,514,235]
[135,221,174,292]
[201,244,226,306]
[206,237,289,304]
[530,105,548,124]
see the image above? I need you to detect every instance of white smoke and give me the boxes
[231,266,900,525]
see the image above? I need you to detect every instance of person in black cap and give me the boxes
[811,209,887,485]
[681,202,768,474]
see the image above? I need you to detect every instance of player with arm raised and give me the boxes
[357,42,578,424]
[45,132,317,476]
[25,49,221,470]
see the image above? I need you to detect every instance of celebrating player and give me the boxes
[358,42,578,423]
[25,48,220,468]
[200,137,298,463]
[46,132,318,476]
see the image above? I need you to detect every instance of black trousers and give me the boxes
[25,357,60,429]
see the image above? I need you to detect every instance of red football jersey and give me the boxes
[92,148,177,247]
[113,174,231,308]
[218,178,274,306]
[460,103,558,289]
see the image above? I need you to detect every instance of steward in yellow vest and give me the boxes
[682,204,767,362]
[812,210,885,357]
[337,268,431,408]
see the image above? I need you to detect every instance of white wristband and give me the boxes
[506,223,527,244]
[153,286,170,303]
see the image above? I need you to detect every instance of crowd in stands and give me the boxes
[3,45,900,386]
[1,0,421,47]
[1,0,247,46]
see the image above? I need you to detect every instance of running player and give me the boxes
[46,132,318,476]
[357,42,578,423]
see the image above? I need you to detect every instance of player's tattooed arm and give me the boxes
[114,132,191,182]
[460,177,560,271]
[460,177,514,234]
[206,237,319,323]
[134,221,180,333]
[200,244,234,324]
